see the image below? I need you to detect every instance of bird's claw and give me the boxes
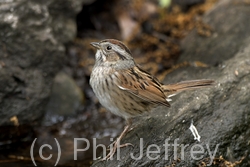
[102,141,133,160]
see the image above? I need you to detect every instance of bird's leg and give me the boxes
[103,119,133,160]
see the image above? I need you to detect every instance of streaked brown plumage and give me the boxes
[90,39,214,160]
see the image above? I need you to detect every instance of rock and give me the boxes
[92,0,250,166]
[43,72,84,125]
[178,0,250,66]
[0,0,85,139]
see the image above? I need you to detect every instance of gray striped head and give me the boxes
[91,39,134,67]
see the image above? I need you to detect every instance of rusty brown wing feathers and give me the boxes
[116,66,170,107]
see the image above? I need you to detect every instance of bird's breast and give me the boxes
[90,66,153,119]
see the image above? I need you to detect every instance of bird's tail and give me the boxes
[162,79,215,97]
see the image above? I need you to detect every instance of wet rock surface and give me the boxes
[43,72,84,125]
[92,0,250,166]
[0,0,84,142]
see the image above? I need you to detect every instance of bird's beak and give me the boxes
[90,42,100,49]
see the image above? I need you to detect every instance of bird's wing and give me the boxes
[115,66,170,107]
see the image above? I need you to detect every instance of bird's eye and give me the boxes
[107,46,112,50]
